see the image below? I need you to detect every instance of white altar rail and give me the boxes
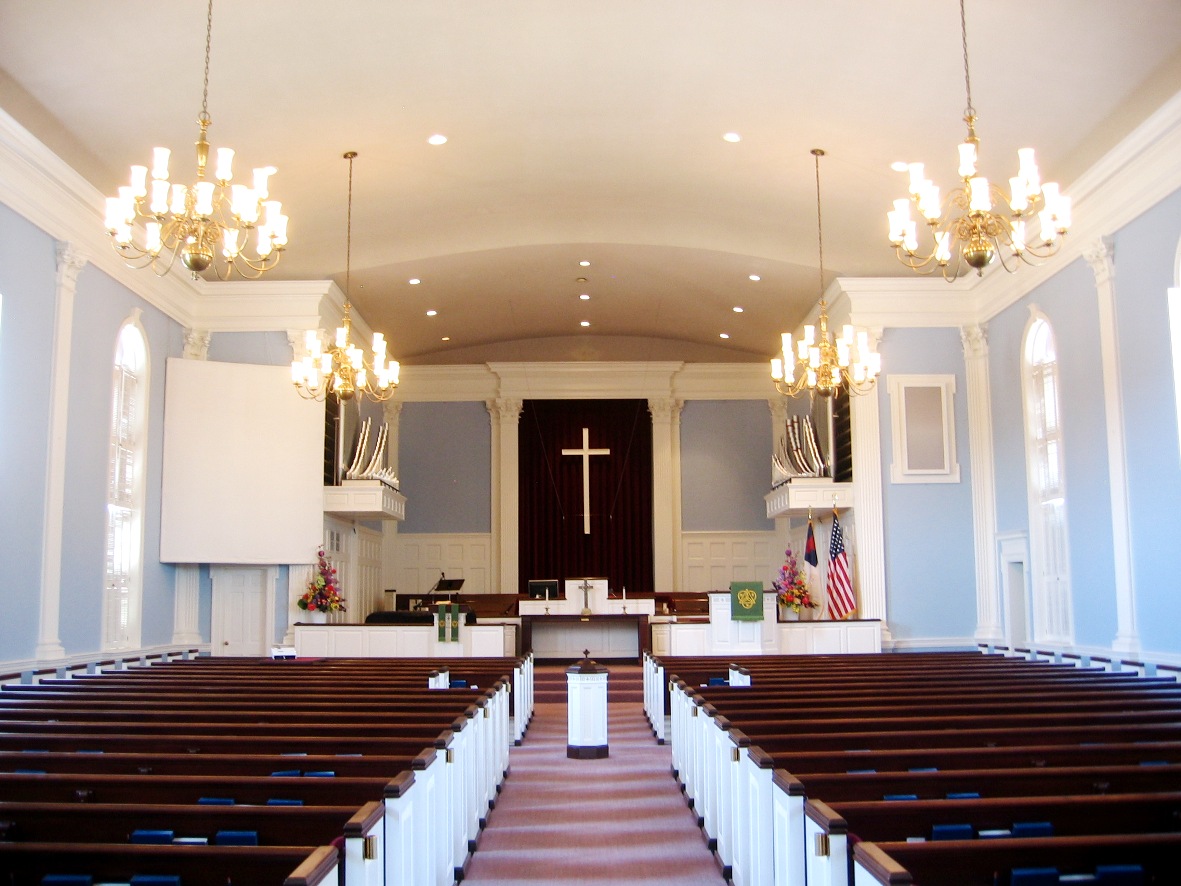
[294,621,507,658]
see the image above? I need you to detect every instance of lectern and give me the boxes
[566,650,609,758]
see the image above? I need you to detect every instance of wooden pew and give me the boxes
[807,792,1181,886]
[0,841,338,886]
[853,833,1181,885]
[0,799,380,846]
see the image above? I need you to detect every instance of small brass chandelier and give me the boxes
[292,151,399,403]
[887,0,1071,279]
[103,0,288,279]
[771,149,881,399]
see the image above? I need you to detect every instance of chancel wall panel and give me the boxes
[394,532,492,596]
[681,531,779,594]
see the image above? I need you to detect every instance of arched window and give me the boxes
[104,315,149,650]
[1022,310,1073,644]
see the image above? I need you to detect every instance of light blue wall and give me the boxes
[986,257,1120,648]
[875,328,976,641]
[399,401,491,533]
[0,203,57,662]
[208,331,293,366]
[680,400,774,532]
[1112,189,1181,653]
[59,265,184,652]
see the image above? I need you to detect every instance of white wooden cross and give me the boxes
[562,427,610,535]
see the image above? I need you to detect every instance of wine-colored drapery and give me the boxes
[518,399,653,595]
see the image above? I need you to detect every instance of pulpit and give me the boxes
[567,652,609,758]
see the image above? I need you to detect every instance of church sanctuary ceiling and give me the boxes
[3,1,1180,364]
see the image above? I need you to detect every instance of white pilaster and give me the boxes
[171,564,203,646]
[184,329,211,360]
[849,359,890,644]
[36,242,87,661]
[649,398,682,592]
[489,398,522,594]
[961,324,1003,641]
[1085,239,1140,654]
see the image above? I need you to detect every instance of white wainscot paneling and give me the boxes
[681,532,779,594]
[395,533,492,595]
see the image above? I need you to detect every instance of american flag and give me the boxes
[825,512,856,620]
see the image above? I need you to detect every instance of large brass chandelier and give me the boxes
[103,0,288,279]
[886,0,1071,279]
[292,152,399,403]
[771,149,881,399]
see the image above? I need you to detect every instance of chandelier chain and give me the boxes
[345,151,355,309]
[958,0,977,120]
[200,0,213,125]
[813,148,825,304]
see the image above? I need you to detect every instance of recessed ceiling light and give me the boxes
[732,306,744,313]
[579,294,590,301]
[425,309,437,317]
[748,274,761,282]
[408,278,421,285]
[719,333,730,339]
[579,260,591,267]
[441,336,450,342]
[580,320,590,328]
[890,160,909,172]
[428,134,448,145]
[723,132,742,143]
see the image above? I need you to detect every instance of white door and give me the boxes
[212,566,269,656]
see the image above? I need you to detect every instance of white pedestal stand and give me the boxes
[566,651,609,759]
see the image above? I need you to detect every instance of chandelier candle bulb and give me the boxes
[145,223,163,254]
[958,142,977,177]
[968,177,991,211]
[770,358,784,381]
[152,148,170,181]
[215,148,234,182]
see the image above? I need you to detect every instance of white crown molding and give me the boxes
[395,365,500,402]
[0,106,198,327]
[189,279,344,333]
[835,277,977,329]
[671,363,778,399]
[489,361,685,399]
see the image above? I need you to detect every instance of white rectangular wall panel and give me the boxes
[160,359,323,564]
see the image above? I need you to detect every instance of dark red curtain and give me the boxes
[518,400,653,595]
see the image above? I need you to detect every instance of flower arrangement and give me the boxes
[298,549,346,613]
[772,546,816,613]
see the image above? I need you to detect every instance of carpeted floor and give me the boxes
[462,698,725,885]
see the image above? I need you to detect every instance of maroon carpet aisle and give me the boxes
[463,667,723,886]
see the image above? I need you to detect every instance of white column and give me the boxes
[649,398,682,592]
[488,398,522,594]
[1085,239,1140,654]
[381,400,403,596]
[670,398,685,592]
[849,337,891,645]
[36,242,87,661]
[171,564,203,646]
[962,324,1003,641]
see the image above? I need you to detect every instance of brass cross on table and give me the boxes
[562,427,610,535]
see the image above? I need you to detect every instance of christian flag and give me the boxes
[804,518,821,611]
[825,512,856,620]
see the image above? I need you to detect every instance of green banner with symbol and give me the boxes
[730,582,764,621]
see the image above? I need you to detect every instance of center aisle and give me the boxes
[462,665,725,886]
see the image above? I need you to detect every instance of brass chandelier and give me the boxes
[292,152,399,403]
[103,0,288,279]
[771,149,881,399]
[886,0,1071,279]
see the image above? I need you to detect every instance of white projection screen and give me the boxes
[160,358,323,564]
